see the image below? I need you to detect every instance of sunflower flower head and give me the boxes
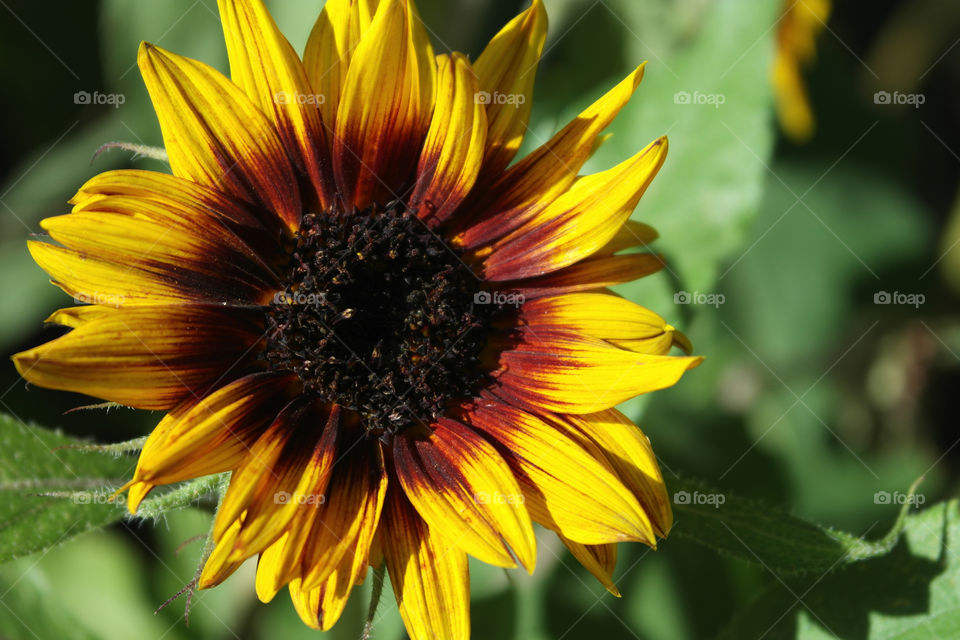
[13,0,702,637]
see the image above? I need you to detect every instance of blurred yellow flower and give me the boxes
[773,0,831,141]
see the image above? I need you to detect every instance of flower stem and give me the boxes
[361,565,386,640]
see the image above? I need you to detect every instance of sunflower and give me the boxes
[772,0,831,142]
[13,0,701,637]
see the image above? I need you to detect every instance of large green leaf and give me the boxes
[0,415,221,564]
[668,476,920,574]
[717,499,960,639]
[0,415,134,563]
[608,0,780,298]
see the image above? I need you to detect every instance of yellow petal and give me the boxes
[72,169,269,231]
[27,241,213,308]
[522,293,685,355]
[38,204,278,305]
[560,536,620,597]
[199,519,248,588]
[289,559,363,632]
[292,549,363,631]
[313,564,355,631]
[44,305,114,329]
[301,440,387,590]
[288,576,322,629]
[228,405,339,562]
[213,400,312,544]
[563,409,673,538]
[12,306,263,410]
[138,42,301,232]
[595,219,659,256]
[303,0,380,128]
[125,481,154,514]
[495,328,702,413]
[455,64,646,249]
[393,418,536,572]
[468,397,655,546]
[70,169,283,263]
[218,0,334,208]
[333,0,436,210]
[256,533,289,603]
[409,53,487,227]
[484,137,667,280]
[473,0,547,178]
[128,372,296,512]
[772,49,814,142]
[383,490,470,640]
[773,0,830,142]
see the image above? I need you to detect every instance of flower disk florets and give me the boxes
[265,206,500,436]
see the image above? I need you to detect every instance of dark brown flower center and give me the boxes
[264,205,499,438]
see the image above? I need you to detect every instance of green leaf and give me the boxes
[0,415,221,564]
[668,476,921,574]
[717,499,960,639]
[0,415,134,564]
[608,0,780,296]
[523,0,779,306]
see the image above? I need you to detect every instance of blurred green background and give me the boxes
[1,0,959,638]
